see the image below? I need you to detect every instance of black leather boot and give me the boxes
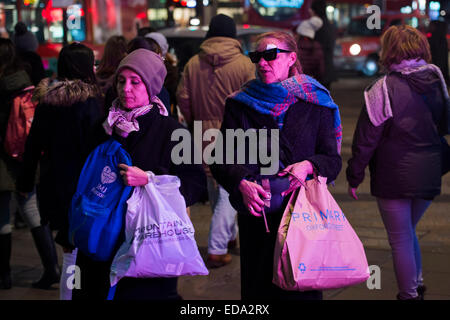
[30,225,60,289]
[0,233,12,289]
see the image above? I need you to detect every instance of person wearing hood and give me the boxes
[177,14,255,268]
[17,42,104,297]
[296,14,325,82]
[346,25,450,300]
[71,49,207,300]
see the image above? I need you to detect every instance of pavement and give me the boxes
[1,76,450,301]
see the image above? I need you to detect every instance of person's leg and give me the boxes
[208,185,237,255]
[377,198,419,299]
[411,199,432,295]
[15,191,41,229]
[0,191,12,289]
[16,190,60,289]
[60,248,78,300]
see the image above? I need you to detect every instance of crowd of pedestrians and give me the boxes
[0,0,449,301]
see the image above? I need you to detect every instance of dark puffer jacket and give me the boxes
[346,69,447,199]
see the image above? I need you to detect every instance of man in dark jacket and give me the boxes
[311,0,337,89]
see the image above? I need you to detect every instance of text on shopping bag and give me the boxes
[292,208,347,232]
[135,219,195,242]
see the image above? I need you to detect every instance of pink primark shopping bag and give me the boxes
[273,176,369,291]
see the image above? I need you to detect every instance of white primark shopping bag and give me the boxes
[110,173,208,287]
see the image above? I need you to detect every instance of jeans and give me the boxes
[0,190,40,235]
[206,177,238,255]
[376,198,431,299]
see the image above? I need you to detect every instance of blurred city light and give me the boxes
[190,17,200,26]
[349,44,361,56]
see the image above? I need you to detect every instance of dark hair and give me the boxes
[14,22,28,36]
[127,36,162,55]
[380,25,431,71]
[96,35,128,79]
[0,38,17,77]
[137,27,156,37]
[57,42,97,84]
[311,0,327,18]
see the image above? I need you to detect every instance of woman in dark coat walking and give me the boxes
[17,43,104,296]
[346,25,449,300]
[71,49,206,300]
[210,31,342,300]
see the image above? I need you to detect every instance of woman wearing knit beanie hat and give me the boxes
[72,48,207,301]
[12,22,38,52]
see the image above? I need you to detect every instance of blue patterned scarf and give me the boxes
[229,74,342,153]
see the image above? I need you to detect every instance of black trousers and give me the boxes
[71,250,180,300]
[237,208,322,301]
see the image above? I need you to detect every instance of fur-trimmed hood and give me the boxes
[33,78,100,107]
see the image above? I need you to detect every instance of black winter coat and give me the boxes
[92,105,207,207]
[346,70,447,199]
[17,78,103,247]
[72,104,207,300]
[210,98,342,213]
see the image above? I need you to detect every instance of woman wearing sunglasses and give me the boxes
[210,31,342,300]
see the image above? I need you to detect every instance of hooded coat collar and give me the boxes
[199,37,244,68]
[32,77,99,107]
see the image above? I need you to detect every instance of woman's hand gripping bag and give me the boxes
[110,173,208,286]
[273,176,370,291]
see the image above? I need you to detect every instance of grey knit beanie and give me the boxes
[114,48,167,97]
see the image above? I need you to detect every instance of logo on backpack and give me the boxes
[91,166,118,198]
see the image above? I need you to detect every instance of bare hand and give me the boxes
[238,179,271,217]
[348,185,358,200]
[278,160,313,196]
[118,164,148,186]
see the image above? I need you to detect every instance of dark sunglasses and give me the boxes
[248,48,292,63]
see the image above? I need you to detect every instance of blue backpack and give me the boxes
[69,139,133,261]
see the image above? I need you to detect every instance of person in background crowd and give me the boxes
[311,0,337,89]
[210,31,342,299]
[0,38,59,290]
[428,20,449,85]
[72,49,206,300]
[145,32,179,118]
[12,22,45,86]
[177,14,256,268]
[17,42,104,299]
[347,25,449,300]
[96,35,128,112]
[296,13,325,82]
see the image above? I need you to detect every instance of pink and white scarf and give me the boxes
[103,98,167,138]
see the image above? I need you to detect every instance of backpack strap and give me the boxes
[105,139,123,156]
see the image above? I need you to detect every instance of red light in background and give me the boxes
[243,24,250,29]
[136,12,146,19]
[426,32,431,38]
[181,0,187,6]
